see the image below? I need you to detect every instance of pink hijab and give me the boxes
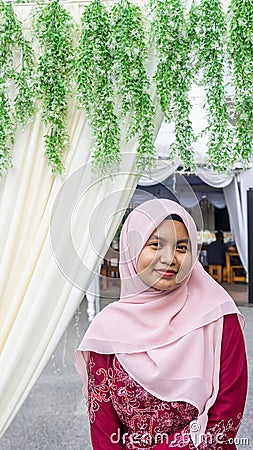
[75,199,243,445]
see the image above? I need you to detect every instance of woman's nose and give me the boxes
[159,246,176,264]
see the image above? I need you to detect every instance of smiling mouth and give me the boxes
[156,270,177,278]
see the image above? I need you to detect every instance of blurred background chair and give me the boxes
[207,231,226,283]
[107,258,120,280]
[207,264,223,283]
[225,251,246,284]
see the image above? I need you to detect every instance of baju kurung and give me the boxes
[87,314,247,450]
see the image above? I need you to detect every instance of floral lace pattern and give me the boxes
[197,414,243,450]
[168,415,243,449]
[87,354,198,449]
[168,424,196,449]
[87,356,111,424]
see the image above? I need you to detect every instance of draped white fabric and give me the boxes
[240,166,253,235]
[223,177,248,274]
[197,167,233,188]
[225,165,253,276]
[137,174,227,209]
[0,2,163,437]
[138,159,179,186]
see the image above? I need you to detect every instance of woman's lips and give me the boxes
[156,270,177,278]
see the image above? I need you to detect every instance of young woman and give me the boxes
[75,199,247,449]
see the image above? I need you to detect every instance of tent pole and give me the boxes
[247,188,253,304]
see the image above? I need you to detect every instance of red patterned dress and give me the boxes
[87,314,247,449]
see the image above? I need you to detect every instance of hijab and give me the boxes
[75,199,244,445]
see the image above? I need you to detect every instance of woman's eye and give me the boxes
[149,242,161,248]
[176,245,188,252]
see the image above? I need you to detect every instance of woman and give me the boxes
[75,199,247,449]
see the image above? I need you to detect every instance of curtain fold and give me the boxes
[0,1,163,436]
[223,177,248,274]
[240,166,253,240]
[233,165,253,276]
[139,159,179,186]
[197,167,233,188]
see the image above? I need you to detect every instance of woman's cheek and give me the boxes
[176,253,192,283]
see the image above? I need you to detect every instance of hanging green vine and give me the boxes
[76,0,120,175]
[0,0,253,178]
[32,0,74,175]
[150,0,195,171]
[111,0,155,172]
[0,92,13,177]
[228,0,253,167]
[0,0,35,177]
[14,41,35,127]
[189,0,233,172]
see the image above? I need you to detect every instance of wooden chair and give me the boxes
[100,261,108,290]
[231,267,246,283]
[225,251,246,284]
[222,266,227,282]
[107,258,120,279]
[208,265,223,283]
[100,258,120,289]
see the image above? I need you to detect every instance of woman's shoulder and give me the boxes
[221,313,245,353]
[223,313,242,331]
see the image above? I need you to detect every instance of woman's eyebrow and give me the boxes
[177,238,189,244]
[148,234,165,241]
[148,235,189,244]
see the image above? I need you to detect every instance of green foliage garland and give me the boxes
[111,0,155,172]
[150,0,195,171]
[0,0,35,177]
[228,0,253,166]
[32,0,74,175]
[0,92,13,177]
[76,0,120,175]
[0,0,253,177]
[189,0,233,171]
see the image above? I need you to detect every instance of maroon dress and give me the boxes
[87,314,247,449]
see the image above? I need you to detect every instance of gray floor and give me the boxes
[1,300,252,450]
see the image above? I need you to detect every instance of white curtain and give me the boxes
[197,167,233,188]
[223,177,248,273]
[139,159,179,186]
[0,1,163,437]
[223,165,253,276]
[240,166,253,237]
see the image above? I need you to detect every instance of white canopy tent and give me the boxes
[138,162,251,275]
[137,80,252,274]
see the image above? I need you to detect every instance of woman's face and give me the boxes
[136,219,192,292]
